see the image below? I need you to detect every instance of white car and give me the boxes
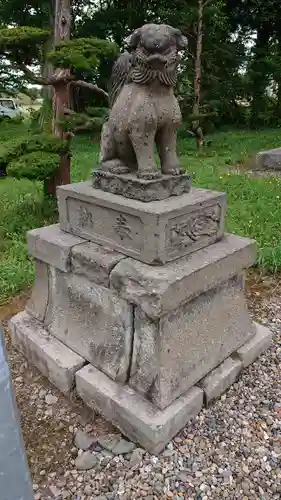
[0,98,23,119]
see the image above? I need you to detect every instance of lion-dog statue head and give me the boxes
[99,24,187,180]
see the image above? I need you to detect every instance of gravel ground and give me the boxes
[1,273,281,500]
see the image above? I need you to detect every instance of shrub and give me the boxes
[1,133,68,170]
[7,151,59,180]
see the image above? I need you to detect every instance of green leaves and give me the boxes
[1,133,69,182]
[0,26,49,60]
[7,151,59,180]
[48,37,119,72]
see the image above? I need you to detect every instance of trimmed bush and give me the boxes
[7,151,59,180]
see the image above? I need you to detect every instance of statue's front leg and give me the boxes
[129,117,161,180]
[99,121,130,174]
[156,125,181,175]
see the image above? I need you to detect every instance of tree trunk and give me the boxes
[44,0,71,197]
[250,26,270,128]
[40,0,55,131]
[275,34,281,118]
[192,0,204,149]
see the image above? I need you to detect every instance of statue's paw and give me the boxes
[161,164,181,176]
[111,165,131,174]
[137,169,162,180]
[100,160,130,175]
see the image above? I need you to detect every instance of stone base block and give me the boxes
[129,275,255,409]
[48,270,134,383]
[92,170,191,202]
[27,223,84,272]
[237,322,272,367]
[9,311,86,393]
[256,147,281,170]
[58,181,226,264]
[199,356,242,406]
[199,322,272,406]
[75,364,203,454]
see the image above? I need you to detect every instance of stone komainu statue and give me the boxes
[99,24,187,180]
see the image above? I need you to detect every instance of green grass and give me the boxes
[1,124,281,304]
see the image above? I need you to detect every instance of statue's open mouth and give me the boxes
[146,53,167,69]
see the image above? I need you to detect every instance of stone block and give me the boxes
[129,275,255,409]
[27,223,85,272]
[256,147,281,170]
[111,233,256,319]
[58,181,226,265]
[48,270,133,383]
[71,241,125,287]
[236,322,272,367]
[92,170,191,202]
[75,364,203,454]
[26,259,51,323]
[9,311,85,393]
[199,356,242,406]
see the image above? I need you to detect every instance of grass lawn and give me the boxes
[1,123,281,304]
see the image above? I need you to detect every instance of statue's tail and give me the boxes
[108,51,133,108]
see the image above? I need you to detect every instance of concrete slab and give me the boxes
[75,364,203,454]
[57,181,226,264]
[111,233,256,319]
[9,311,86,393]
[27,223,85,272]
[256,147,281,170]
[237,322,272,367]
[71,241,125,287]
[48,270,133,383]
[26,260,51,323]
[129,275,254,409]
[199,356,242,406]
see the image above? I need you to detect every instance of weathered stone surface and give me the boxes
[58,181,226,264]
[111,233,256,318]
[256,147,281,170]
[48,270,133,383]
[74,429,96,451]
[97,435,120,452]
[199,356,242,406]
[27,223,84,272]
[26,259,51,323]
[129,275,255,409]
[111,438,136,455]
[9,311,85,393]
[93,170,191,202]
[236,322,272,367]
[71,241,125,287]
[99,24,187,181]
[75,451,98,470]
[75,364,203,454]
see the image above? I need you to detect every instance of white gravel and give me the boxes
[3,279,281,500]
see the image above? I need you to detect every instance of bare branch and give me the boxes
[72,80,108,100]
[186,130,196,137]
[202,0,214,8]
[16,62,48,85]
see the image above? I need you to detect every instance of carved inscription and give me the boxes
[78,206,94,229]
[170,205,221,249]
[113,214,133,241]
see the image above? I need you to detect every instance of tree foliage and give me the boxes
[1,0,281,131]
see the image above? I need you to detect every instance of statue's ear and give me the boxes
[125,28,141,49]
[173,29,188,50]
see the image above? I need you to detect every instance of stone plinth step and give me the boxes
[9,311,86,393]
[75,364,203,454]
[92,170,191,202]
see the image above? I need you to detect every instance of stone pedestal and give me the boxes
[9,182,272,453]
[57,182,226,264]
